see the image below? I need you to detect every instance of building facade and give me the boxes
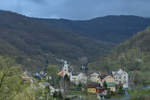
[112,69,128,89]
[100,75,116,92]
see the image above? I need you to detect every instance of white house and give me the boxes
[22,71,33,83]
[70,72,79,84]
[70,72,87,85]
[78,73,87,84]
[112,69,128,89]
[89,72,99,83]
[39,82,50,89]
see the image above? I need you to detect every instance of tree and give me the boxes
[117,84,125,95]
[77,82,82,91]
[103,81,108,90]
[45,64,59,86]
[14,88,36,100]
[0,56,27,100]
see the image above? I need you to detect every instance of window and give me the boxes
[124,76,126,79]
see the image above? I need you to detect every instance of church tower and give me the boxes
[63,60,69,76]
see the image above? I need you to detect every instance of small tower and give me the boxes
[63,60,69,76]
[80,64,88,73]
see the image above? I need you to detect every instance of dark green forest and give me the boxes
[0,10,113,71]
[1,10,150,71]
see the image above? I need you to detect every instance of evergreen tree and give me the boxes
[103,81,108,90]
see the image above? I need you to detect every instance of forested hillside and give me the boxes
[90,27,150,85]
[108,27,150,71]
[90,27,150,70]
[44,15,150,43]
[0,10,113,71]
[1,10,150,71]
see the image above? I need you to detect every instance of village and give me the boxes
[22,60,129,100]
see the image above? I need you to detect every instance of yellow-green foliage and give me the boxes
[45,64,59,86]
[0,56,28,100]
[129,89,150,100]
[13,88,36,100]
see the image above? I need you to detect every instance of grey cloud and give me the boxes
[0,0,150,20]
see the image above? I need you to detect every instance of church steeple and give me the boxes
[63,60,69,76]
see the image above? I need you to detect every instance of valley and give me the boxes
[0,10,150,100]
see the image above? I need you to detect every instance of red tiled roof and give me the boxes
[58,70,64,77]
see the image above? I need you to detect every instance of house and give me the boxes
[39,82,50,88]
[40,71,45,76]
[78,73,87,84]
[70,72,87,85]
[112,69,128,89]
[89,72,99,83]
[70,72,79,85]
[102,75,115,83]
[98,73,108,86]
[49,86,55,95]
[39,82,58,95]
[88,83,105,94]
[88,83,99,93]
[22,71,33,84]
[106,82,116,92]
[34,72,40,79]
[100,75,116,92]
[39,71,46,77]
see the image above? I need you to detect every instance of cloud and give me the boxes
[0,0,150,19]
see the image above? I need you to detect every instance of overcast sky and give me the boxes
[0,0,150,20]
